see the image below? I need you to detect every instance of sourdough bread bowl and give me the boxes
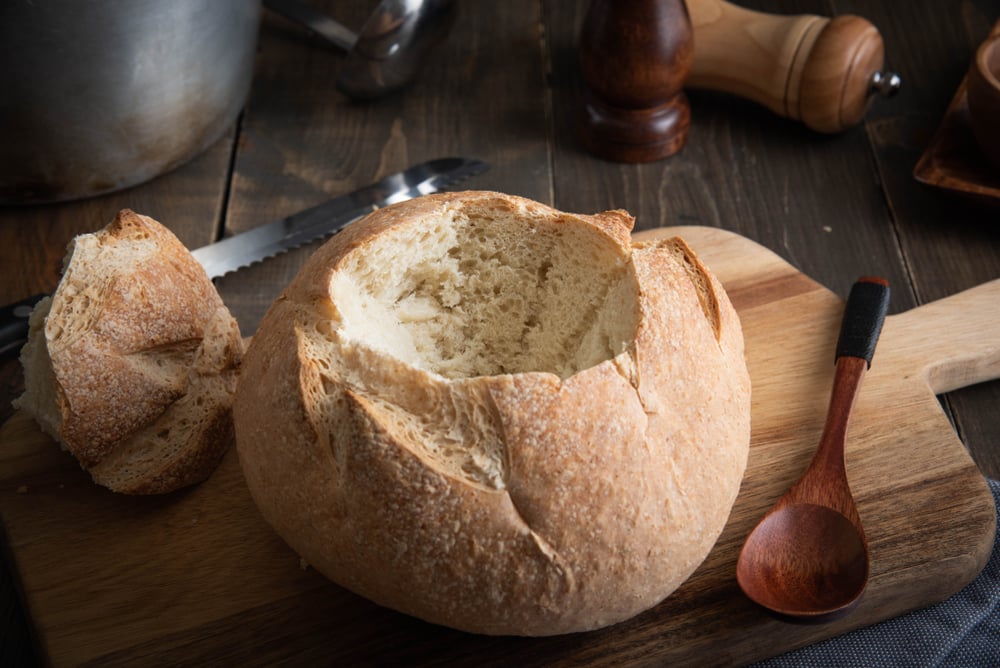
[234,191,751,635]
[15,210,243,494]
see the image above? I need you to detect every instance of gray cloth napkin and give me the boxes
[753,479,1000,667]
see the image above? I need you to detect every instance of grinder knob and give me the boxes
[685,0,901,132]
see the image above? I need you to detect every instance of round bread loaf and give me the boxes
[15,209,243,494]
[234,191,751,635]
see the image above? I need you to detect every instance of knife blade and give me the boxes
[0,157,488,359]
[193,157,487,278]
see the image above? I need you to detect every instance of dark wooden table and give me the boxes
[2,0,999,664]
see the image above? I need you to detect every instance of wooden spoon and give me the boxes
[736,276,891,621]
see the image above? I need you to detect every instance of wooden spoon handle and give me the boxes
[818,276,890,456]
[790,277,890,510]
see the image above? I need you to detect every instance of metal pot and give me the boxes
[0,0,261,204]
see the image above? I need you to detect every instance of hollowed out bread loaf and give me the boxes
[234,191,751,635]
[15,209,243,494]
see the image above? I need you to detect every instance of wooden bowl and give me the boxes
[967,34,1000,170]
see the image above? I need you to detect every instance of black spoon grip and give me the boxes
[835,277,890,367]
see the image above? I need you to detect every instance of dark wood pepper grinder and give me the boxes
[578,0,694,162]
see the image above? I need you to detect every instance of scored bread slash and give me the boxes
[234,191,752,636]
[14,210,245,494]
[7,155,490,487]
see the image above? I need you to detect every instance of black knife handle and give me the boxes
[0,293,47,361]
[835,277,890,367]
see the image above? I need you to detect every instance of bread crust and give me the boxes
[15,210,243,494]
[235,191,750,634]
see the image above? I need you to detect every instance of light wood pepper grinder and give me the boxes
[578,0,694,163]
[577,0,902,162]
[686,0,901,133]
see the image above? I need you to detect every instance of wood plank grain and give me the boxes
[215,0,552,333]
[545,0,916,308]
[835,0,1000,479]
[0,102,237,668]
[2,1,998,664]
[544,0,1000,483]
[0,226,993,666]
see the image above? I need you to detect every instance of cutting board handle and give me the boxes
[884,278,1000,394]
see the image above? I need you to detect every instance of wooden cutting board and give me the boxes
[1,226,996,666]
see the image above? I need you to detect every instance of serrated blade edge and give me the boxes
[191,157,489,279]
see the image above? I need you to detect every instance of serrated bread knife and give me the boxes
[0,157,489,359]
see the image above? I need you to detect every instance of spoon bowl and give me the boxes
[737,503,869,619]
[736,277,890,621]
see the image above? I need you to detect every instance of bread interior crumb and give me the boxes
[330,204,639,380]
